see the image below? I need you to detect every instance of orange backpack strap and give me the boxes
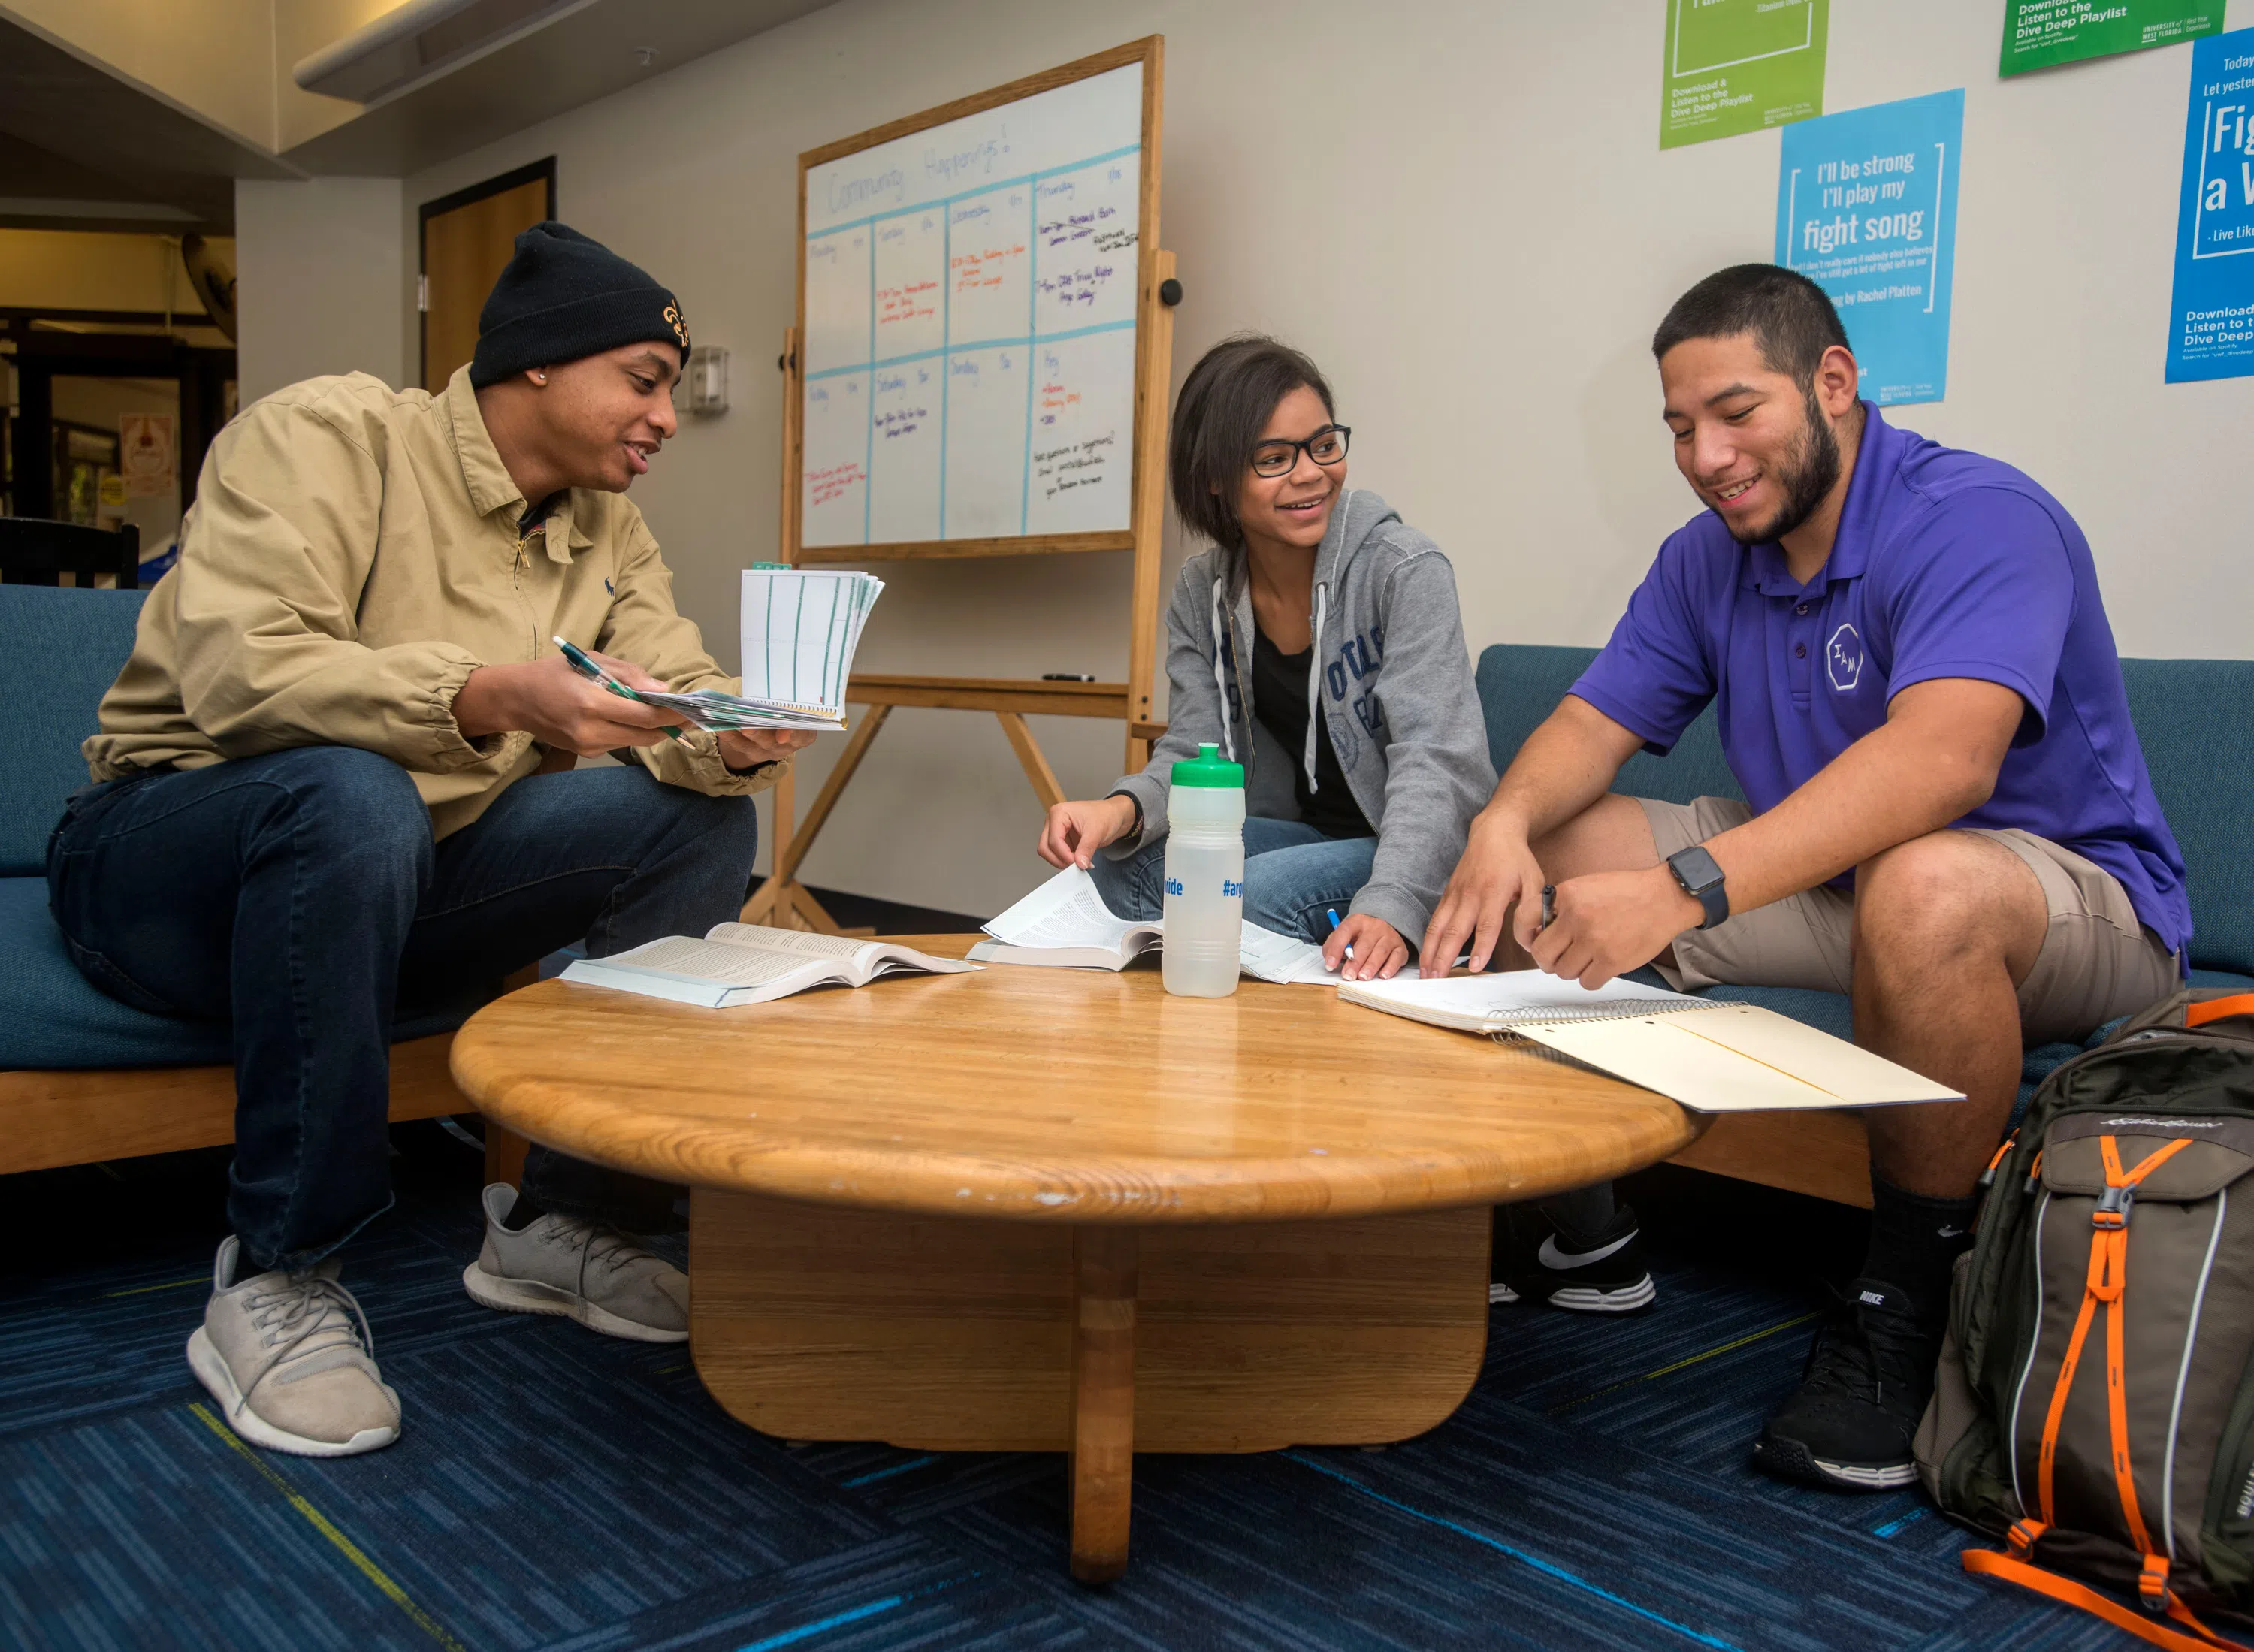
[1964,1551,2252,1650]
[2186,994,2254,1029]
[2035,1136,2195,1530]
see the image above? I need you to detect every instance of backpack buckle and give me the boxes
[2139,1553,2172,1612]
[2094,1183,2135,1229]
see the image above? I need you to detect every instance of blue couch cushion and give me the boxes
[2122,660,2254,976]
[1474,643,1741,808]
[0,584,147,877]
[2,876,478,1070]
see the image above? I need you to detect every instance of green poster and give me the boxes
[2000,1,2222,75]
[1660,0,1829,150]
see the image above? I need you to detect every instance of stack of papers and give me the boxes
[728,568,885,732]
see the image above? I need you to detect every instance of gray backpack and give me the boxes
[1916,988,2254,1650]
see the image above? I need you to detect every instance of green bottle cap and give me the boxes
[1171,741,1243,788]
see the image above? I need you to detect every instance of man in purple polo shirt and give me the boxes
[1422,264,2187,1493]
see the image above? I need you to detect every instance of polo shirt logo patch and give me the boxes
[1826,623,1864,693]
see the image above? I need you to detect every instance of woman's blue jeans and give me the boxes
[1091,816,1377,943]
[46,749,760,1270]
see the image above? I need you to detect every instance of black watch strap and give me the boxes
[1107,789,1144,840]
[1666,845,1729,931]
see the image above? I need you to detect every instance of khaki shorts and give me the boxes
[1638,796,2181,1046]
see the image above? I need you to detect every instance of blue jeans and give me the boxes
[46,749,760,1270]
[1092,816,1378,943]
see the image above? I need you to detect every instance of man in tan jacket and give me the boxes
[48,223,807,1458]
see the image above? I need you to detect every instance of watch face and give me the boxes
[1671,847,1724,894]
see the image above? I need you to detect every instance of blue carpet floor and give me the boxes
[0,1134,2136,1651]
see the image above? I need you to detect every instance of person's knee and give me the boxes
[690,790,760,870]
[1855,832,2037,974]
[1530,793,1663,880]
[621,770,760,868]
[1239,886,1300,938]
[1241,880,1322,942]
[1089,837,1162,920]
[251,747,430,866]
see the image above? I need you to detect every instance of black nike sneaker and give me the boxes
[1489,1202,1657,1313]
[1753,1276,1940,1491]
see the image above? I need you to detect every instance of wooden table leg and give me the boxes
[1068,1225,1137,1584]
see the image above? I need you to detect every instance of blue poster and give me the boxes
[2166,27,2254,384]
[1774,89,1965,406]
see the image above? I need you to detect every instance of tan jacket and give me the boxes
[87,367,778,838]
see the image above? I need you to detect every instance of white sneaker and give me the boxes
[186,1237,401,1457]
[462,1184,689,1343]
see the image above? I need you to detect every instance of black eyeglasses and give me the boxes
[1249,425,1350,478]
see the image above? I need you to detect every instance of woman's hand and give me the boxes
[1322,912,1409,982]
[716,726,816,771]
[1039,795,1139,870]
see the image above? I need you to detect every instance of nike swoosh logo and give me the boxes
[1538,1230,1635,1270]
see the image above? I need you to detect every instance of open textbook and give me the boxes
[968,866,1419,984]
[1339,971,1962,1113]
[560,923,974,1008]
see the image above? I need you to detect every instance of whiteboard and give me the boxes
[799,61,1144,550]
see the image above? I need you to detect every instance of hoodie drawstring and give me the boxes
[1304,581,1329,791]
[1209,578,1236,763]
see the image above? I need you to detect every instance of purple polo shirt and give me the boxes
[1571,403,2191,959]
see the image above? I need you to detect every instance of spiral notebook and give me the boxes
[1338,971,1961,1113]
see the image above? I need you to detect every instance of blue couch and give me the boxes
[1473,645,2254,1203]
[0,584,476,1176]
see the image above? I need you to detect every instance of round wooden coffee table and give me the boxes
[449,940,1695,1582]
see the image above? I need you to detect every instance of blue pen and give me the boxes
[1326,907,1354,962]
[552,636,693,748]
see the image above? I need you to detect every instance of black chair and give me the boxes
[0,518,140,587]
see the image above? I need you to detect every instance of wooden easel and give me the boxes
[744,38,1174,933]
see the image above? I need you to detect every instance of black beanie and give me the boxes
[467,222,690,388]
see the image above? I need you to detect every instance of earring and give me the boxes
[532,370,547,384]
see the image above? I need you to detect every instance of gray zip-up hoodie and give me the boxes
[1106,488,1496,945]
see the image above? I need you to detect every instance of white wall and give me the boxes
[253,0,2254,917]
[234,177,406,401]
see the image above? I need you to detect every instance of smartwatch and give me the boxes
[1666,844,1729,931]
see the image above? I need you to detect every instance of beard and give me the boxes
[1723,391,1842,546]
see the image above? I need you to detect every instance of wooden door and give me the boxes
[419,159,555,392]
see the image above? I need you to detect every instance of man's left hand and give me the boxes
[717,727,815,772]
[1527,865,1703,989]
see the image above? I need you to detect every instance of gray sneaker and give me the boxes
[461,1184,688,1343]
[186,1237,401,1457]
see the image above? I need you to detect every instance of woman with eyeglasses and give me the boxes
[1037,334,1495,981]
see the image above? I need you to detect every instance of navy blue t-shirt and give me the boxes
[1571,403,2190,958]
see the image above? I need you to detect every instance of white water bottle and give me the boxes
[1161,741,1246,998]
